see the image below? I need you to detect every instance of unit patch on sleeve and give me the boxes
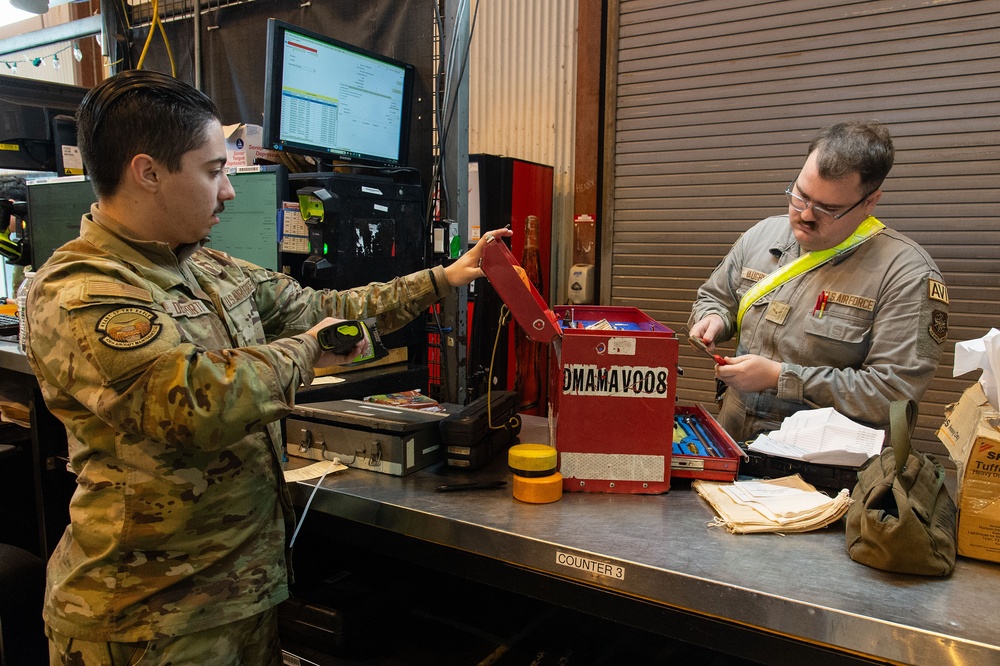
[95,307,163,349]
[929,310,948,345]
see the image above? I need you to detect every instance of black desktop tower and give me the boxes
[285,172,428,350]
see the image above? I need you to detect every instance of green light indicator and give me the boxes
[323,243,329,255]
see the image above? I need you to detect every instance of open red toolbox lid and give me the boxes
[481,234,562,344]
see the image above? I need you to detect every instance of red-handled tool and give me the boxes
[687,335,728,365]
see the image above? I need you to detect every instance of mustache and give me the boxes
[214,204,225,216]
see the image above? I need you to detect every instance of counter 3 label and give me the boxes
[556,551,625,580]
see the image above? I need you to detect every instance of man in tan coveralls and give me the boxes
[25,69,509,665]
[689,121,948,442]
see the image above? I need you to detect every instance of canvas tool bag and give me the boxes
[845,400,957,575]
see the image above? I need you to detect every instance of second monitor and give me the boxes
[26,168,286,271]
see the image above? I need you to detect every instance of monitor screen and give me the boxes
[26,176,95,269]
[27,168,286,271]
[208,166,287,270]
[262,19,415,169]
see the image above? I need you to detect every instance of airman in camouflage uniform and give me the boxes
[26,69,507,666]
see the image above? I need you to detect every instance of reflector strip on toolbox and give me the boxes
[560,452,665,482]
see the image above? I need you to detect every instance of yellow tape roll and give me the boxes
[508,443,558,477]
[512,473,563,504]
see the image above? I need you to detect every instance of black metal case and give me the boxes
[439,391,521,470]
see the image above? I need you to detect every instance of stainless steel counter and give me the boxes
[7,335,996,664]
[0,338,31,374]
[287,415,1000,666]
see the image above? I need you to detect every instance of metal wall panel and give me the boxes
[609,0,1000,454]
[469,0,578,304]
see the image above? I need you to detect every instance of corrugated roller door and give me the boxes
[609,0,1000,454]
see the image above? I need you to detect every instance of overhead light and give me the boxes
[10,0,50,14]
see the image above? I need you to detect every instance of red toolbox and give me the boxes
[671,404,744,482]
[481,236,679,494]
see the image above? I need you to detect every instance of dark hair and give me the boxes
[76,69,223,199]
[0,175,27,201]
[807,120,895,193]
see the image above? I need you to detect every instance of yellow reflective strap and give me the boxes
[735,216,885,340]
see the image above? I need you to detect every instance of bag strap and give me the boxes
[890,399,917,475]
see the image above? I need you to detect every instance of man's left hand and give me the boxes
[443,227,514,287]
[715,354,781,393]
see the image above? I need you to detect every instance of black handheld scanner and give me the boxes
[317,320,368,354]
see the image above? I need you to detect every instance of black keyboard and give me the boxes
[0,313,18,337]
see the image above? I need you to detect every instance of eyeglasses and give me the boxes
[784,179,876,221]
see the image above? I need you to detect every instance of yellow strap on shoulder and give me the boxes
[735,216,885,340]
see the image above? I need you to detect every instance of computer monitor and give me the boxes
[26,176,95,269]
[262,19,415,169]
[26,168,286,271]
[209,166,287,271]
[0,75,88,173]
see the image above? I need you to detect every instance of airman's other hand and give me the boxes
[715,353,781,393]
[306,317,370,368]
[688,314,725,351]
[443,227,515,287]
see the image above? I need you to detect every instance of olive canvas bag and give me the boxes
[845,399,957,576]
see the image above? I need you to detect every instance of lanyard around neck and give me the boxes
[735,216,885,337]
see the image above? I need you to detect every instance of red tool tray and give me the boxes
[671,404,744,482]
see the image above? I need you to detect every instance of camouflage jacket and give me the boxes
[26,205,447,641]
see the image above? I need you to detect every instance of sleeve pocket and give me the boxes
[62,294,182,385]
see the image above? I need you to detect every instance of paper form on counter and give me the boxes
[283,459,347,483]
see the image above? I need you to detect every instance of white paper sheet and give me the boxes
[953,328,999,410]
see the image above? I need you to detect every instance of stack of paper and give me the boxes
[747,407,883,467]
[693,475,853,534]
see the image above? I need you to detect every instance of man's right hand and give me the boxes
[688,313,726,351]
[306,317,370,368]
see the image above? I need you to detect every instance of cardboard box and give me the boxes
[224,123,279,167]
[937,382,1000,562]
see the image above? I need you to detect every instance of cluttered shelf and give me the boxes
[284,414,1000,666]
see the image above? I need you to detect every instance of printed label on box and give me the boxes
[561,364,670,399]
[608,337,636,355]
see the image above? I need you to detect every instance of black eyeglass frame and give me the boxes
[784,179,878,221]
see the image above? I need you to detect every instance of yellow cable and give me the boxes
[157,12,177,77]
[135,0,176,77]
[487,305,521,431]
[135,0,155,70]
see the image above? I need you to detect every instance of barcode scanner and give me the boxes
[316,320,367,354]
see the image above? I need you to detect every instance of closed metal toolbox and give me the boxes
[285,399,447,476]
[481,236,679,494]
[439,390,521,470]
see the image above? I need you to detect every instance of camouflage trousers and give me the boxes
[46,607,280,666]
